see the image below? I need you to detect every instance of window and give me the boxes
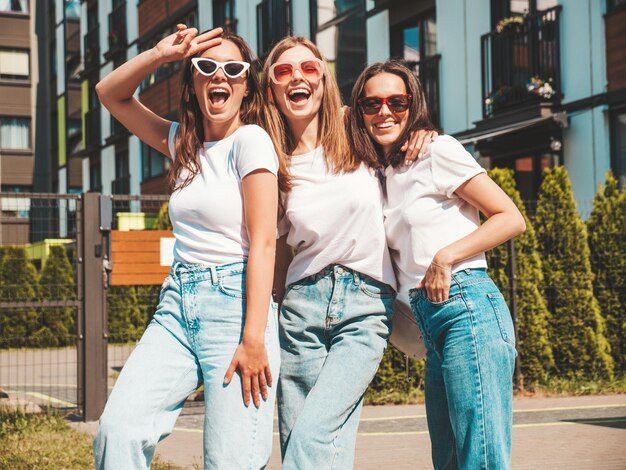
[257,0,290,58]
[491,0,557,27]
[142,142,170,180]
[0,0,28,13]
[0,49,29,79]
[0,117,30,149]
[608,0,626,12]
[611,111,626,189]
[89,161,101,192]
[65,0,79,18]
[139,10,198,91]
[313,0,366,100]
[214,0,236,32]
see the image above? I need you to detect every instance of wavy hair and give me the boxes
[260,36,357,193]
[348,59,436,168]
[168,33,264,192]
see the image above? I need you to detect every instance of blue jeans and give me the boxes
[409,269,516,470]
[94,262,280,470]
[278,265,394,470]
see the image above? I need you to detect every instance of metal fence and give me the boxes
[0,192,82,414]
[1,191,623,419]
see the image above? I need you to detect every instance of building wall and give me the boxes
[0,8,35,190]
[436,0,490,135]
[560,0,610,202]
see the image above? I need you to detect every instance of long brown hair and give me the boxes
[348,59,435,168]
[260,36,357,192]
[168,33,264,192]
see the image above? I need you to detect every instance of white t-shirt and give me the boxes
[280,146,396,289]
[167,122,279,265]
[383,135,487,305]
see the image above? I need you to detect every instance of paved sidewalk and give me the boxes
[73,393,626,469]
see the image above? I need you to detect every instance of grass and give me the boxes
[0,409,186,469]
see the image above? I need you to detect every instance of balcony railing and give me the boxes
[107,2,127,54]
[481,6,562,118]
[406,55,441,129]
[84,26,100,70]
[111,175,131,195]
[84,107,101,150]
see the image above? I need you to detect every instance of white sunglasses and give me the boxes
[191,58,250,78]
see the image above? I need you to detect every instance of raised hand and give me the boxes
[154,24,223,63]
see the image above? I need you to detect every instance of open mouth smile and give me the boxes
[287,87,311,105]
[208,87,231,107]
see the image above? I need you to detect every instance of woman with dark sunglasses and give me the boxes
[93,25,280,469]
[348,59,526,469]
[260,37,434,469]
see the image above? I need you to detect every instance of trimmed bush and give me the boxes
[535,167,613,378]
[36,245,76,347]
[587,171,626,373]
[0,247,40,347]
[154,203,172,230]
[367,346,425,404]
[107,286,145,343]
[487,168,554,385]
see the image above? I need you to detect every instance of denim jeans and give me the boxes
[278,264,394,470]
[409,268,516,470]
[94,261,280,470]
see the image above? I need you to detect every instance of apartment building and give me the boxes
[7,1,623,204]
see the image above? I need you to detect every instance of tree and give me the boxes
[36,245,76,347]
[535,167,613,378]
[587,171,626,373]
[0,247,40,348]
[487,168,554,385]
[154,203,172,230]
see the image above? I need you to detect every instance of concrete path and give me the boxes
[73,393,626,469]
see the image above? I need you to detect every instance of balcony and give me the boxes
[481,6,562,119]
[84,26,100,72]
[406,55,441,129]
[106,1,127,58]
[84,107,101,150]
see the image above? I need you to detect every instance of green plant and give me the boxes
[366,346,425,405]
[154,202,172,230]
[535,167,613,379]
[36,245,76,347]
[587,171,626,373]
[487,168,554,385]
[496,15,525,33]
[0,247,40,348]
[107,286,146,343]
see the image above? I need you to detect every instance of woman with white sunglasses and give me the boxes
[93,26,280,470]
[261,37,434,469]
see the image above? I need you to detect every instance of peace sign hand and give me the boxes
[154,25,223,63]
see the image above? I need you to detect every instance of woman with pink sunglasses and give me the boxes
[261,37,434,469]
[93,26,280,469]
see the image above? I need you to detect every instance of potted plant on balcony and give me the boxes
[496,15,525,34]
[527,76,556,100]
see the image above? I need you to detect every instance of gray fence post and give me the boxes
[80,193,110,421]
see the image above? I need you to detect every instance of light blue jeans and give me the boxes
[94,261,280,470]
[278,264,394,470]
[409,268,516,470]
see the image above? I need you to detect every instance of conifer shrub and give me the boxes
[0,247,40,348]
[535,166,613,378]
[154,203,172,230]
[587,171,626,373]
[36,245,76,347]
[107,286,145,343]
[487,168,554,385]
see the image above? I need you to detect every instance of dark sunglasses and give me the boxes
[358,94,412,115]
[191,58,250,78]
